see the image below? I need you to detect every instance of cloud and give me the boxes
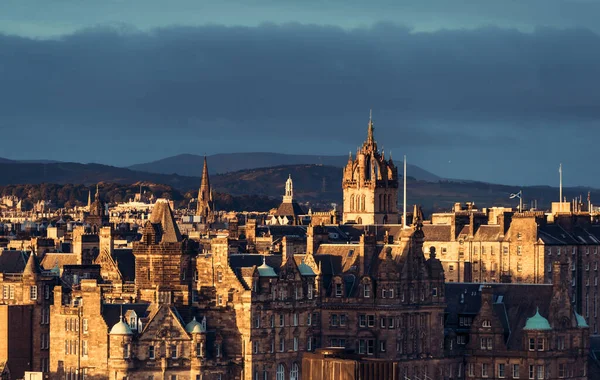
[0,23,599,186]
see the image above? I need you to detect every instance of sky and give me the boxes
[1,0,600,187]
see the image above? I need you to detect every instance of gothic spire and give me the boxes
[367,109,374,144]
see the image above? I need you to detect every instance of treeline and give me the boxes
[0,183,279,212]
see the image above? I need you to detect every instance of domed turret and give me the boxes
[524,308,552,331]
[186,317,201,333]
[110,318,133,335]
[257,257,277,277]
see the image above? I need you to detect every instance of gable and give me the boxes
[139,305,190,342]
[94,247,123,282]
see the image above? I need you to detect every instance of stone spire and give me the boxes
[367,109,374,145]
[196,156,214,221]
[87,189,92,210]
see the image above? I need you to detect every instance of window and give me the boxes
[171,376,177,380]
[270,314,275,328]
[381,289,386,298]
[432,287,438,297]
[498,363,505,378]
[196,342,204,357]
[290,362,299,380]
[537,365,544,379]
[276,364,285,380]
[82,340,88,356]
[363,284,371,298]
[449,265,455,272]
[293,337,298,351]
[457,335,466,345]
[513,364,520,379]
[559,363,565,378]
[367,315,375,327]
[279,314,285,327]
[217,271,223,282]
[307,313,312,326]
[279,338,285,352]
[537,338,544,351]
[379,340,386,352]
[124,343,130,359]
[335,283,342,297]
[307,284,313,299]
[481,338,487,350]
[482,363,488,378]
[148,345,155,359]
[529,365,534,379]
[293,313,299,326]
[215,343,222,357]
[253,341,259,354]
[359,315,366,327]
[467,363,474,377]
[254,314,260,328]
[170,344,177,359]
[30,286,38,300]
[307,336,313,351]
[380,316,386,328]
[340,314,346,326]
[529,338,535,351]
[367,339,375,355]
[557,336,565,350]
[388,317,394,328]
[482,319,491,327]
[217,295,223,306]
[83,318,88,333]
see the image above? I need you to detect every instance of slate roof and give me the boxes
[113,248,135,281]
[445,283,555,350]
[473,225,502,241]
[275,200,305,217]
[101,303,152,332]
[421,225,453,242]
[0,250,29,273]
[40,253,79,271]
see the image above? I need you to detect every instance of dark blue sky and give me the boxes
[1,0,599,187]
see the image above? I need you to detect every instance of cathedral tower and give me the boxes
[342,114,399,224]
[196,156,214,223]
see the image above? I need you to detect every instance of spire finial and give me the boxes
[369,108,372,122]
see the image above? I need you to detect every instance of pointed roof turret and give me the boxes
[196,156,214,219]
[23,252,39,277]
[150,199,182,243]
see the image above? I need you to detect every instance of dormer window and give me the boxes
[128,316,137,331]
[335,283,343,297]
[482,320,491,328]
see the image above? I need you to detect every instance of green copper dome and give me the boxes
[185,317,201,333]
[257,257,277,277]
[575,312,589,328]
[523,308,552,331]
[110,319,133,335]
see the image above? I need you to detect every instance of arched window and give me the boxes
[361,195,366,211]
[378,194,383,212]
[350,195,355,212]
[276,363,286,380]
[290,362,299,380]
[388,195,393,212]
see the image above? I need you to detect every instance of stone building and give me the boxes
[342,115,399,225]
[0,251,56,378]
[268,175,306,226]
[85,186,109,233]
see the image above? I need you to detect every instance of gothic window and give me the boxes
[361,195,366,211]
[290,362,299,380]
[276,364,286,380]
[350,195,355,212]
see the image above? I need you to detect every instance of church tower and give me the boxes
[196,156,214,223]
[342,113,399,224]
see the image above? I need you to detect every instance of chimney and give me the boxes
[468,213,475,238]
[481,285,494,308]
[498,213,506,238]
[552,261,566,290]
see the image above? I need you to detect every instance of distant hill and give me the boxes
[0,161,596,214]
[128,152,440,182]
